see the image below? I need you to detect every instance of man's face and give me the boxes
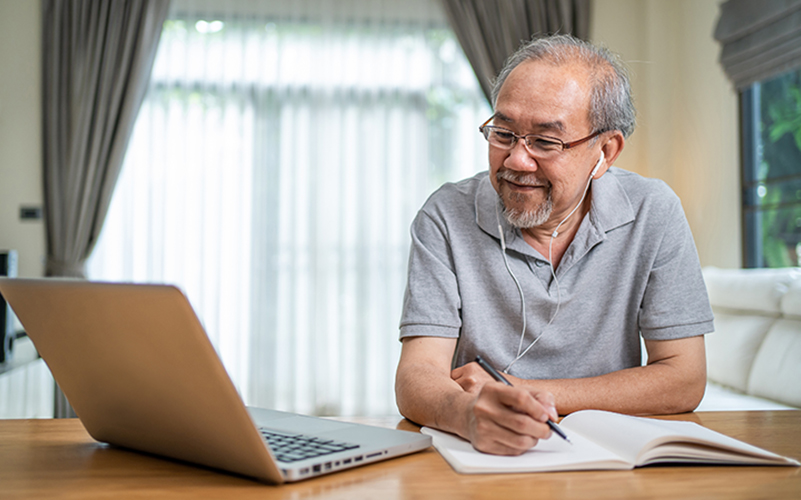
[489,59,602,229]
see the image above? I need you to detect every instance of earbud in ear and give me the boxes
[590,151,605,178]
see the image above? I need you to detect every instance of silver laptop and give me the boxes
[0,278,430,483]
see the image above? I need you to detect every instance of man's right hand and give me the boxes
[465,382,557,455]
[396,336,558,456]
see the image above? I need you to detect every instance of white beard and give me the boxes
[496,169,553,228]
[502,195,553,228]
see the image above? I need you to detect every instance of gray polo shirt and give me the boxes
[399,168,714,380]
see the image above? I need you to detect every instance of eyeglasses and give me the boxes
[479,117,601,156]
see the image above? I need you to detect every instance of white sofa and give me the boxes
[695,267,801,411]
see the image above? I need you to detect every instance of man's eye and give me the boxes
[491,130,515,143]
[529,137,562,151]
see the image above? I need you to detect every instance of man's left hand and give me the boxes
[452,361,521,393]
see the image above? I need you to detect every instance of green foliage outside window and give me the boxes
[747,68,801,268]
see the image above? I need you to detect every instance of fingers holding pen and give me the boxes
[467,383,554,455]
[533,390,558,422]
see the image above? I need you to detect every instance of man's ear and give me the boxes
[594,131,625,179]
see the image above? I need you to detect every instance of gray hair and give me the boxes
[490,34,636,138]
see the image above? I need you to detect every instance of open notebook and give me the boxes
[422,409,799,474]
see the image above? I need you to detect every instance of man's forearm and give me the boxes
[513,359,706,415]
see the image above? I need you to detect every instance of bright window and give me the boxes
[88,2,490,416]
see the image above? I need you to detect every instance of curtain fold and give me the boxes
[714,0,801,89]
[441,0,591,103]
[41,0,169,418]
[42,0,170,279]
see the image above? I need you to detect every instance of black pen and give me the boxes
[474,355,571,444]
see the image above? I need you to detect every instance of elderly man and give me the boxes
[395,35,714,456]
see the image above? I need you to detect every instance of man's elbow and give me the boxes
[394,366,426,425]
[664,367,707,414]
[394,368,412,419]
[675,376,706,413]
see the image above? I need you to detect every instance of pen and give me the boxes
[474,355,571,444]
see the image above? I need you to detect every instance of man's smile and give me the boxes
[496,169,551,192]
[506,180,544,191]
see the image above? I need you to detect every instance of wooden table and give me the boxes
[2,411,799,499]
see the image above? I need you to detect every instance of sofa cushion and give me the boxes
[700,267,801,409]
[704,312,774,392]
[748,275,801,407]
[748,323,801,408]
[701,267,801,392]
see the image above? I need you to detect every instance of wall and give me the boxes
[0,0,743,275]
[592,0,742,268]
[0,0,44,278]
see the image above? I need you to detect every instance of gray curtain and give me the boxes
[714,0,801,89]
[441,0,591,103]
[42,0,170,279]
[41,0,170,418]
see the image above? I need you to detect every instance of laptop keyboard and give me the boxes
[259,428,361,463]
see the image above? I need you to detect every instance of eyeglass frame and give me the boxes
[478,116,602,155]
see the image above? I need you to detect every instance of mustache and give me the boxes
[495,168,551,189]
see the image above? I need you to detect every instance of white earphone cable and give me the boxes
[500,153,604,374]
[496,206,527,357]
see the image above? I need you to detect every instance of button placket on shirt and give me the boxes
[524,255,555,293]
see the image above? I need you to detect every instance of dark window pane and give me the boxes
[757,69,801,183]
[743,67,801,268]
[745,206,801,268]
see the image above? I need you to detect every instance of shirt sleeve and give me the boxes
[638,192,715,340]
[399,208,462,340]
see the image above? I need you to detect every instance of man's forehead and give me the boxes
[494,60,592,133]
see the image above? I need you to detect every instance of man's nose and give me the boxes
[504,139,538,171]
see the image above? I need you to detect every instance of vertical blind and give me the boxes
[88,0,490,416]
